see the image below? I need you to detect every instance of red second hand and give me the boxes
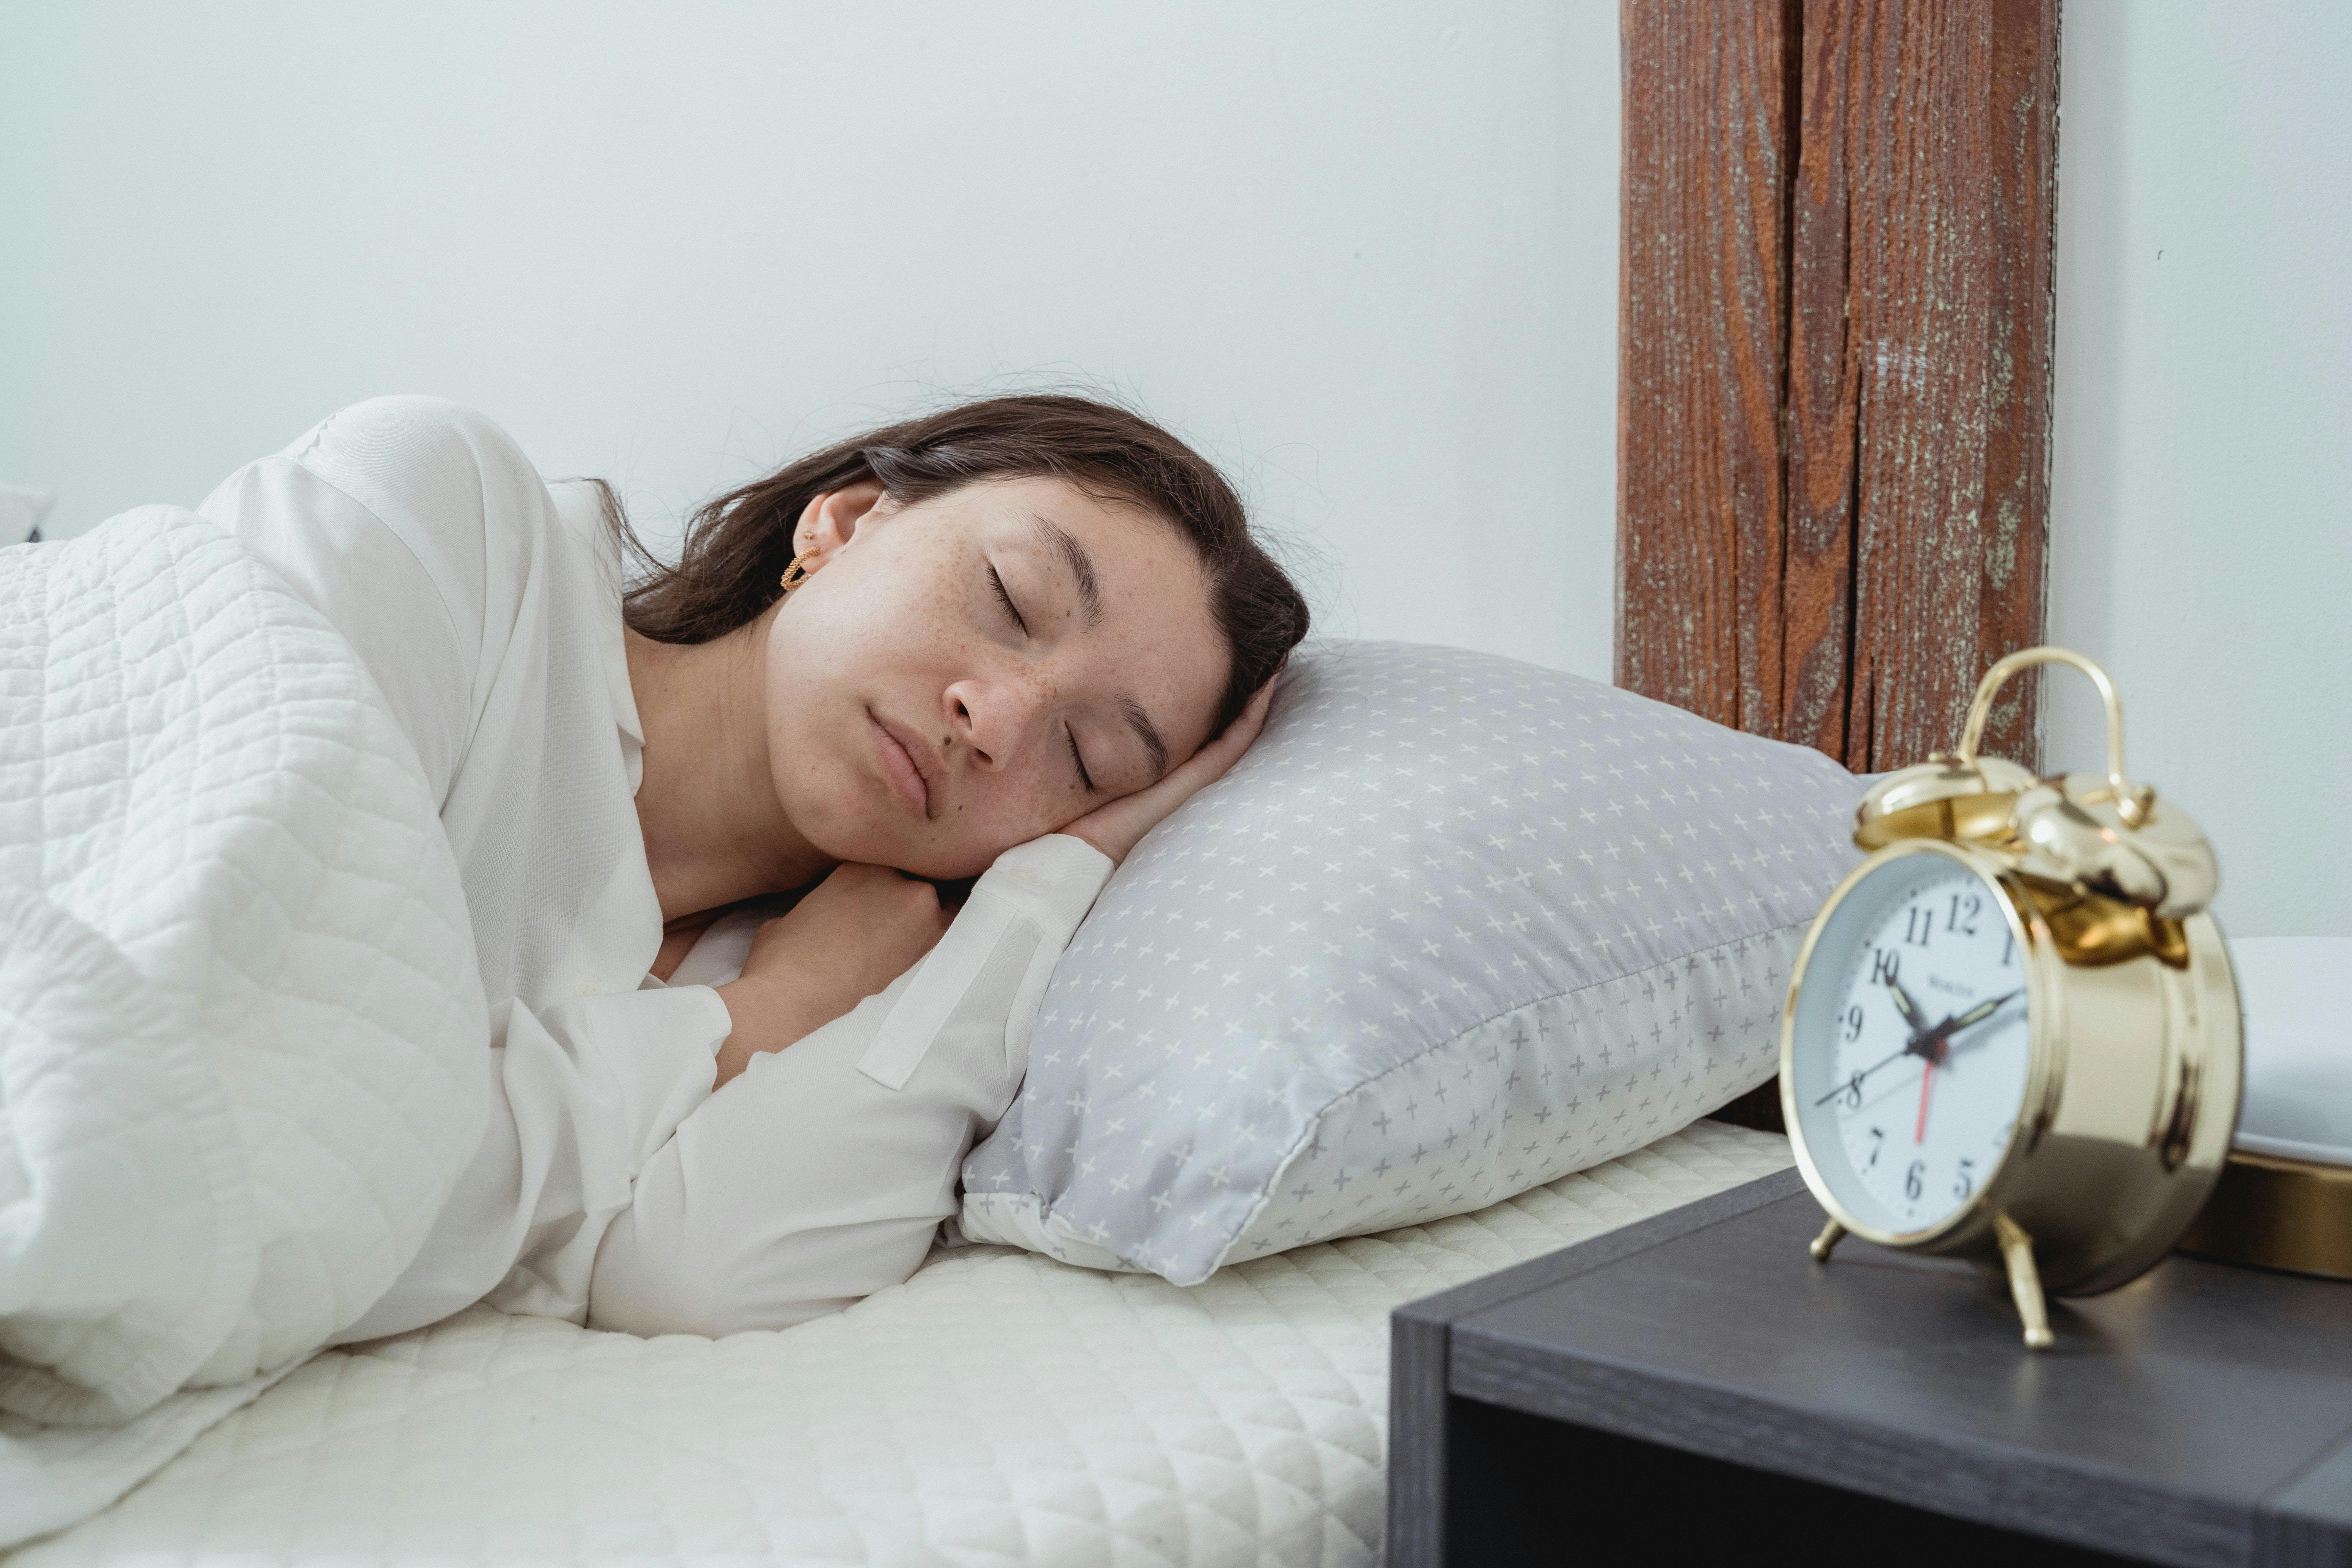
[1914,1059,1936,1143]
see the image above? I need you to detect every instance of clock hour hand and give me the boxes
[1886,977,1926,1032]
[1817,980,1997,1110]
[1818,981,1944,1107]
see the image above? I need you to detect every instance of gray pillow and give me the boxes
[958,639,1859,1283]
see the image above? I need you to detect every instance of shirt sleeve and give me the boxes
[332,984,729,1343]
[205,397,722,1342]
[585,833,1113,1337]
[197,414,481,805]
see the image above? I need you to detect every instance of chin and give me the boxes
[804,811,993,883]
[878,832,996,882]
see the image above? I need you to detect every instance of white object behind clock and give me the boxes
[2227,937,2350,1167]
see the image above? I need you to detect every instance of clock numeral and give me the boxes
[1842,1004,1864,1043]
[1870,948,1901,985]
[1954,1157,1975,1201]
[1866,1127,1884,1168]
[1904,1159,1925,1202]
[2000,930,2016,968]
[1840,1073,1863,1111]
[1903,907,1933,947]
[1946,893,1981,938]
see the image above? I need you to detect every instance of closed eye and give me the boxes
[1066,726,1098,793]
[988,565,1028,634]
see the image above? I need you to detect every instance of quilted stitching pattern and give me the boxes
[0,511,488,1412]
[0,891,249,1421]
[18,1123,1791,1567]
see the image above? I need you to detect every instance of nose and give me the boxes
[943,672,1049,772]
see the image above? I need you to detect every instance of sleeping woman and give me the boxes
[200,394,1308,1341]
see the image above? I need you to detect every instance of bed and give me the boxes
[13,1125,1789,1566]
[8,5,2054,1557]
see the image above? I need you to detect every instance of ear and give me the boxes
[795,479,894,583]
[791,479,887,577]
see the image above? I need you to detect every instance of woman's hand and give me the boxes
[711,863,953,1089]
[703,677,1277,1088]
[1063,677,1278,866]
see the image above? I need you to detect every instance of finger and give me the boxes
[1191,683,1276,775]
[1184,680,1277,773]
[1232,679,1276,742]
[1229,677,1276,735]
[1062,676,1278,860]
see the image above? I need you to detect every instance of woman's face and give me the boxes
[762,474,1228,880]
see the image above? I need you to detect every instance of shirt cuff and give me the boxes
[550,982,730,1174]
[975,833,1115,942]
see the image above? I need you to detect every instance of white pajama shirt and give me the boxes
[198,396,1109,1342]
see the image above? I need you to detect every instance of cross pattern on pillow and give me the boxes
[961,640,1860,1283]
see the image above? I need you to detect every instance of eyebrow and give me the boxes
[1121,695,1170,781]
[1026,513,1102,628]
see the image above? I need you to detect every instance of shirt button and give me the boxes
[579,982,601,996]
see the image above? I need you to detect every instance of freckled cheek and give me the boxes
[944,770,1069,852]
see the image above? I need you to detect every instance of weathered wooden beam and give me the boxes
[1789,0,2059,771]
[1619,0,2057,776]
[1616,0,1798,736]
[1975,0,2061,771]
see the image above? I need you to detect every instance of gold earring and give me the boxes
[779,552,811,594]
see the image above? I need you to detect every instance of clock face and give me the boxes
[1789,851,2033,1237]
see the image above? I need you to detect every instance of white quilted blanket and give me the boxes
[0,512,489,1541]
[14,1123,1790,1566]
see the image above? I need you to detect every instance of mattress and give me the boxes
[13,1122,1791,1567]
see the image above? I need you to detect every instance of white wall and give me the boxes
[0,0,1624,681]
[19,2,2331,935]
[2047,0,2352,937]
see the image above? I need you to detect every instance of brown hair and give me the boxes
[607,394,1309,739]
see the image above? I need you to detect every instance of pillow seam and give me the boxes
[1205,917,1813,1274]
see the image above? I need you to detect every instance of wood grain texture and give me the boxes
[1446,1186,2352,1568]
[1387,1168,1810,1568]
[1385,1310,1450,1568]
[1616,0,1797,735]
[1803,0,2060,769]
[2267,1439,2352,1568]
[1619,0,2058,774]
[1975,0,2062,766]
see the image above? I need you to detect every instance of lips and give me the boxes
[868,709,937,820]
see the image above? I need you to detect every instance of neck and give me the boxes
[626,614,831,922]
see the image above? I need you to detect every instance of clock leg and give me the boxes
[1993,1212,2056,1351]
[1808,1218,1847,1262]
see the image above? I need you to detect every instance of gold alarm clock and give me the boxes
[1780,647,2242,1349]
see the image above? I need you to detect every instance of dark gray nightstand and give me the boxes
[1390,1168,2352,1567]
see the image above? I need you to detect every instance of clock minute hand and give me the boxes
[1924,989,2025,1055]
[1949,989,2021,1034]
[1907,988,2023,1143]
